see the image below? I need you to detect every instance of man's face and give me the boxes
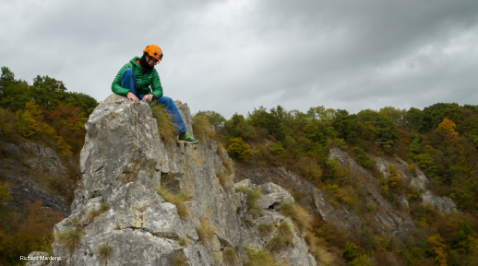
[145,54,159,67]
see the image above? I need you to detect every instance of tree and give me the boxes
[196,110,225,132]
[224,113,257,140]
[0,67,15,101]
[249,106,285,141]
[379,106,407,126]
[333,109,363,145]
[357,109,399,153]
[33,75,67,92]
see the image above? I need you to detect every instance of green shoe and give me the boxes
[178,133,199,144]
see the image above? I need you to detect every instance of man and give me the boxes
[112,44,198,144]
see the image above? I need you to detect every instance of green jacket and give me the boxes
[111,56,163,99]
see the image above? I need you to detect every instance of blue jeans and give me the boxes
[121,69,186,134]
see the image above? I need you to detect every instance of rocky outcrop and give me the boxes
[0,140,70,216]
[45,94,316,266]
[234,147,456,239]
[373,153,458,214]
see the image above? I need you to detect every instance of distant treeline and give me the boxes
[0,67,98,265]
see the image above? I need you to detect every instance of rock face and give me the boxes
[47,94,316,266]
[235,147,457,240]
[0,140,70,216]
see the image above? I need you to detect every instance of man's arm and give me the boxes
[111,63,133,96]
[150,69,163,99]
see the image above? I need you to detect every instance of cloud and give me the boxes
[1,0,477,118]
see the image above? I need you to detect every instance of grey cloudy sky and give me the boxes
[1,0,477,118]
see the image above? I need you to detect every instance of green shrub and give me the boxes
[366,202,376,212]
[349,254,372,266]
[343,241,359,261]
[268,143,287,158]
[227,137,257,162]
[406,186,421,201]
[351,147,375,168]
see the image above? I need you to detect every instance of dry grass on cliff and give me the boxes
[277,202,311,232]
[257,222,274,238]
[223,247,239,265]
[57,227,83,254]
[235,186,263,218]
[243,248,275,266]
[216,171,231,189]
[155,186,192,219]
[192,113,213,141]
[277,221,293,244]
[150,103,178,142]
[195,217,215,244]
[178,236,189,247]
[87,203,110,221]
[217,144,233,174]
[96,244,113,260]
[172,253,189,266]
[304,231,334,265]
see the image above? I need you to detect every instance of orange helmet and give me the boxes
[144,44,163,61]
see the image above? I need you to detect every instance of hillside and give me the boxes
[1,67,478,265]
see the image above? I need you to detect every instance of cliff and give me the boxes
[44,94,318,266]
[19,94,461,266]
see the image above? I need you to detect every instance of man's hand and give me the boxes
[127,92,139,102]
[142,94,154,103]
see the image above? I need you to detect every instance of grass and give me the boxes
[243,248,275,266]
[150,103,178,142]
[156,186,192,219]
[195,217,215,244]
[257,222,274,238]
[314,246,334,265]
[216,171,229,188]
[277,201,311,232]
[217,144,233,174]
[223,247,238,265]
[304,231,334,265]
[87,203,110,221]
[244,217,254,228]
[266,235,287,251]
[172,253,189,266]
[57,228,83,254]
[266,221,293,251]
[366,202,376,212]
[277,221,293,245]
[235,186,263,218]
[192,113,213,141]
[178,236,189,247]
[96,244,113,260]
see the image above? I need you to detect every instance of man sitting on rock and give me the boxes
[111,44,199,144]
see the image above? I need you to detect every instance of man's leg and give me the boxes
[121,69,140,98]
[154,96,198,144]
[155,96,187,134]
